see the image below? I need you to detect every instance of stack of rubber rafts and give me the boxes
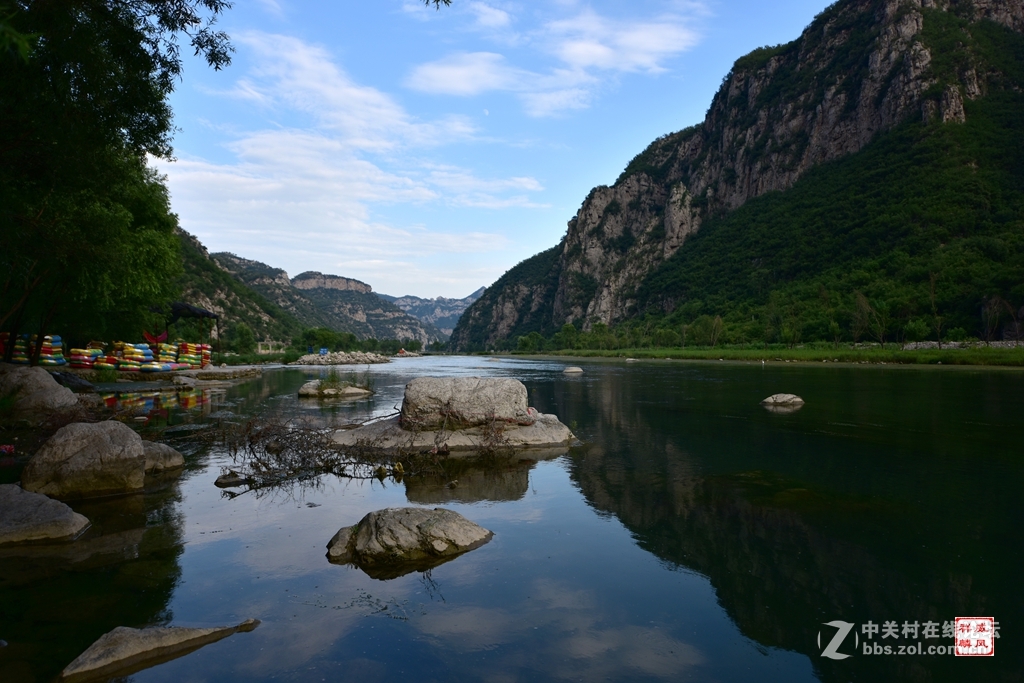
[177,343,209,369]
[68,347,103,369]
[35,335,67,366]
[2,334,68,365]
[157,343,178,364]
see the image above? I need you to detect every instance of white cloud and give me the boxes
[406,52,522,96]
[162,32,545,296]
[468,1,512,28]
[404,3,705,116]
[228,32,477,151]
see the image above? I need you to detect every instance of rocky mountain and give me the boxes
[210,254,445,344]
[378,288,485,337]
[177,231,304,342]
[452,0,1024,351]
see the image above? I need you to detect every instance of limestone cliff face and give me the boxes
[451,0,1024,349]
[291,272,372,294]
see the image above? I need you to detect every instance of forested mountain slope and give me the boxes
[452,0,1024,351]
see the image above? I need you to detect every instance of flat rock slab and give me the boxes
[0,484,90,545]
[332,414,574,456]
[21,421,146,499]
[297,380,373,399]
[761,393,805,414]
[761,393,805,405]
[327,507,492,579]
[400,377,533,430]
[61,619,260,683]
[142,441,184,474]
[563,367,584,374]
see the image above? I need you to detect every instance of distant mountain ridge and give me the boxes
[378,288,485,337]
[210,253,445,343]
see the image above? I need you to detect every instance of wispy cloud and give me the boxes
[404,2,706,116]
[161,32,543,295]
[468,1,512,28]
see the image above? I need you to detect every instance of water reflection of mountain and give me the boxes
[0,479,186,683]
[527,366,1022,682]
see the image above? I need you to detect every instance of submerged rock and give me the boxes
[761,394,805,414]
[0,364,79,423]
[297,380,373,399]
[142,441,185,474]
[214,470,248,488]
[761,394,805,405]
[21,422,146,499]
[0,484,90,545]
[60,619,260,683]
[327,507,492,579]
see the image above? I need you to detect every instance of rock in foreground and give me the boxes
[61,619,260,683]
[0,364,79,423]
[327,507,492,579]
[401,377,534,429]
[21,422,146,499]
[334,377,575,456]
[0,484,90,545]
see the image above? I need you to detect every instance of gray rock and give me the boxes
[0,484,90,545]
[21,422,146,499]
[60,619,260,683]
[172,375,197,387]
[0,364,79,423]
[52,372,96,393]
[563,366,584,374]
[333,413,574,456]
[761,393,805,405]
[214,471,248,488]
[327,507,492,578]
[400,377,534,430]
[297,380,372,399]
[142,442,184,474]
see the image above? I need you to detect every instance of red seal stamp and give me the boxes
[955,617,995,656]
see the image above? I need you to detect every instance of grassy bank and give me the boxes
[513,345,1024,366]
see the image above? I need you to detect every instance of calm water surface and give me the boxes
[1,356,1021,682]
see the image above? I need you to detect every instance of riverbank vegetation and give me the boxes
[508,322,1024,366]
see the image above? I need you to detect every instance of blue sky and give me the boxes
[160,0,831,299]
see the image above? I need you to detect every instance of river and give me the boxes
[1,356,1020,682]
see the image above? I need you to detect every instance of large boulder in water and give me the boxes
[0,364,79,423]
[327,507,493,579]
[21,421,146,499]
[400,377,534,430]
[61,619,260,683]
[0,484,90,545]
